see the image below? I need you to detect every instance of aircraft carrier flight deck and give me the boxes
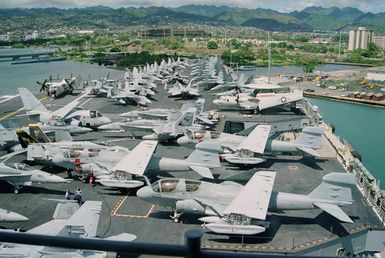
[0,73,384,256]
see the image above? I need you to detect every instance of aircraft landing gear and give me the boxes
[13,186,21,194]
[170,209,182,223]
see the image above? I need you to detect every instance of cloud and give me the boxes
[0,0,384,13]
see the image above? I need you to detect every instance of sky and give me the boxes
[0,0,384,13]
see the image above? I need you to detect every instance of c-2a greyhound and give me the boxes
[137,171,355,235]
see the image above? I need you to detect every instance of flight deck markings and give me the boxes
[110,194,154,218]
[0,94,20,104]
[0,96,49,121]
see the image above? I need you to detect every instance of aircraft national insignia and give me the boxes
[281,97,287,103]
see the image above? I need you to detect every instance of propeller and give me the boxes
[65,78,76,92]
[37,79,48,92]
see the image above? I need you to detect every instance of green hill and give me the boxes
[2,5,385,34]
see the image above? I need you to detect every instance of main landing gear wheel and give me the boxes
[170,209,182,223]
[13,188,20,194]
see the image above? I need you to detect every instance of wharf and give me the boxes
[0,84,384,256]
[304,92,385,108]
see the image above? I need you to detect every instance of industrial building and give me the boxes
[348,27,373,50]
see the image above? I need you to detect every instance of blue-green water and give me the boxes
[308,98,385,186]
[0,48,124,95]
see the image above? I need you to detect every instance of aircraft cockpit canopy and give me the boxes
[90,110,103,118]
[152,179,202,193]
[192,131,206,140]
[12,162,34,171]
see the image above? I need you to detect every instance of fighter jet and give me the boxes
[111,83,152,106]
[137,171,355,234]
[37,76,77,98]
[0,151,67,193]
[0,201,136,257]
[100,108,207,141]
[118,99,211,123]
[177,125,324,165]
[17,124,106,151]
[18,88,111,129]
[166,81,200,99]
[0,208,28,222]
[87,73,117,97]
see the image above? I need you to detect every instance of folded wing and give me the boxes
[112,140,157,176]
[224,171,276,220]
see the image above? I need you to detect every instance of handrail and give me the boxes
[0,230,339,258]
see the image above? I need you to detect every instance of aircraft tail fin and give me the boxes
[29,124,51,143]
[186,142,221,178]
[309,172,355,203]
[194,98,205,114]
[293,127,324,149]
[54,130,73,142]
[18,88,49,113]
[188,166,213,179]
[16,129,38,148]
[175,109,195,126]
[296,146,320,157]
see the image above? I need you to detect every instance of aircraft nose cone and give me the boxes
[136,186,152,200]
[98,122,116,130]
[103,117,112,125]
[142,134,158,140]
[48,174,67,183]
[75,127,93,134]
[212,99,220,105]
[176,136,189,146]
[1,211,29,222]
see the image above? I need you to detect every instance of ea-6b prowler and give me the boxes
[137,171,355,235]
[17,126,222,187]
[177,125,325,165]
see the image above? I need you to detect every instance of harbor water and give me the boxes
[308,98,385,187]
[0,48,124,95]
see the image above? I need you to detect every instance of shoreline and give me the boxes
[304,92,385,108]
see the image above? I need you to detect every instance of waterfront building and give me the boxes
[373,35,385,49]
[348,27,373,50]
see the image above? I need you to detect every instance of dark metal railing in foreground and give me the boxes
[0,230,338,258]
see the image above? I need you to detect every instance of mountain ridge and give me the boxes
[1,5,385,33]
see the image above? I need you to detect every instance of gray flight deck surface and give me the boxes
[0,85,382,254]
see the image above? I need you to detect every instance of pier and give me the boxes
[0,51,55,61]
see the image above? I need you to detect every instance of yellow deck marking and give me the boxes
[202,225,377,252]
[0,96,49,121]
[110,194,154,218]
